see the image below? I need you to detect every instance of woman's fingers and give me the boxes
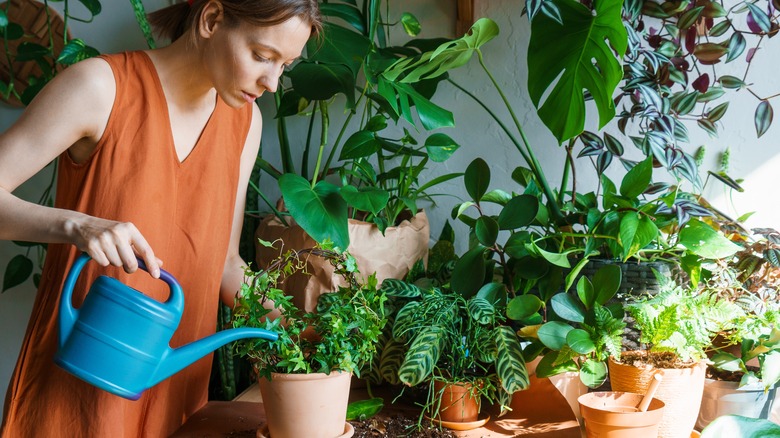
[76,219,161,279]
[129,229,160,279]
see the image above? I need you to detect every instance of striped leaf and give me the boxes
[474,327,497,363]
[398,327,443,386]
[392,301,421,339]
[494,326,530,393]
[381,278,422,298]
[379,339,406,385]
[467,297,495,324]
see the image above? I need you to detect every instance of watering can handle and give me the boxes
[60,253,184,348]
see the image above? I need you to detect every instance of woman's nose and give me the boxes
[258,70,281,94]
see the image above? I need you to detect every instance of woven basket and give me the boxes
[608,357,705,438]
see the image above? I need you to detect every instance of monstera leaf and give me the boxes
[528,0,627,143]
[279,174,349,250]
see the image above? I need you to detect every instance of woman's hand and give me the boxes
[65,217,162,278]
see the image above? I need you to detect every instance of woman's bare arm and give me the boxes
[0,57,161,277]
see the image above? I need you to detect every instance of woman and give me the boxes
[0,0,320,436]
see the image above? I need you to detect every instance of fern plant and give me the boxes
[627,275,744,363]
[529,264,626,388]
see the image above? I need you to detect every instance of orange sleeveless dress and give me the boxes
[1,51,253,437]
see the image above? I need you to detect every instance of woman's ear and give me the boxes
[198,0,224,40]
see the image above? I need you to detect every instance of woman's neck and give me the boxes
[144,38,215,114]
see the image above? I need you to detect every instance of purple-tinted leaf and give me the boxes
[694,42,727,62]
[747,47,758,63]
[604,133,624,156]
[746,10,763,33]
[692,73,710,93]
[707,102,729,122]
[596,151,613,175]
[685,26,697,54]
[675,153,700,183]
[726,32,746,63]
[645,182,673,195]
[755,100,774,138]
[698,118,719,137]
[746,3,772,33]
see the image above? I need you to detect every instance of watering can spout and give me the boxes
[150,328,277,387]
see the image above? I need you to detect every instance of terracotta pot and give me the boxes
[549,371,588,424]
[609,357,705,438]
[578,392,665,438]
[258,371,352,438]
[432,380,481,423]
[255,210,430,312]
[697,378,779,430]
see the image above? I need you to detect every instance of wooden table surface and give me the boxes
[171,374,581,437]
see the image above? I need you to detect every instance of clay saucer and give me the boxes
[256,422,355,438]
[426,414,491,431]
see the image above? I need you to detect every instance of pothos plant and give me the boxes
[521,264,626,388]
[255,0,462,249]
[231,244,387,378]
[0,0,156,292]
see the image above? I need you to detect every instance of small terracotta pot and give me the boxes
[609,357,705,438]
[579,392,665,438]
[258,371,352,438]
[432,380,481,423]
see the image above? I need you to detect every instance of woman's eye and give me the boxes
[254,53,269,62]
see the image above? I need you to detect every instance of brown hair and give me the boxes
[148,0,322,43]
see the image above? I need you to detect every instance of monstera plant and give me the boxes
[254,0,462,249]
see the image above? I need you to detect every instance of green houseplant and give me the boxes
[530,264,626,389]
[608,276,743,438]
[231,244,387,438]
[372,244,528,428]
[254,0,462,250]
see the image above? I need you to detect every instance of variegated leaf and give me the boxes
[398,327,444,386]
[494,326,529,393]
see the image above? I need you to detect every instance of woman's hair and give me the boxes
[148,0,322,43]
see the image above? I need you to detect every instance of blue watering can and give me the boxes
[54,253,277,400]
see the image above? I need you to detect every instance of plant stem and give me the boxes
[301,101,318,179]
[275,92,295,174]
[311,103,329,186]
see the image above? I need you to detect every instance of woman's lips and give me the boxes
[242,92,258,104]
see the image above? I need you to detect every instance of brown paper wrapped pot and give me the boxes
[255,210,429,312]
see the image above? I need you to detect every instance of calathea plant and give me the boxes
[374,250,529,416]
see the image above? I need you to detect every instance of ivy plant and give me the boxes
[232,245,387,378]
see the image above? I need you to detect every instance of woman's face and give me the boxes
[202,8,312,108]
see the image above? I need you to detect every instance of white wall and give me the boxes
[1,0,778,415]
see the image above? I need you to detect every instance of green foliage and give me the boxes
[628,280,743,362]
[375,251,528,417]
[257,1,463,246]
[527,0,627,142]
[232,246,387,378]
[531,265,625,388]
[702,415,780,438]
